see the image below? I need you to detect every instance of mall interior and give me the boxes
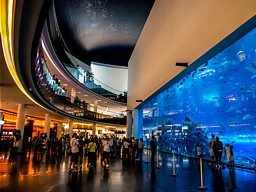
[0,0,256,191]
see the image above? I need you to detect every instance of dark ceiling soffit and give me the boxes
[135,15,256,110]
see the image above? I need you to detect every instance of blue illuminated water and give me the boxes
[142,26,256,168]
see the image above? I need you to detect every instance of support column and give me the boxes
[126,110,132,138]
[0,112,4,140]
[70,88,76,103]
[69,118,74,138]
[94,100,98,112]
[56,122,63,139]
[92,123,96,136]
[133,108,143,139]
[44,114,51,140]
[16,104,27,153]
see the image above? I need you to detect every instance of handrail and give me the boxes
[144,148,256,171]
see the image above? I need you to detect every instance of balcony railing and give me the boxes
[34,44,126,125]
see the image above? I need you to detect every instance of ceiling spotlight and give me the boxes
[176,62,188,67]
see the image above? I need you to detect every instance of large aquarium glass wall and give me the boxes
[141,26,256,168]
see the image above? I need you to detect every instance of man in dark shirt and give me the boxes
[213,136,223,168]
[150,136,157,163]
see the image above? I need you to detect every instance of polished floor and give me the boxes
[0,151,255,192]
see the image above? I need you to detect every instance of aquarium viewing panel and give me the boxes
[141,23,256,168]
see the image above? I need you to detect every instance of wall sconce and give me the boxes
[176,62,188,67]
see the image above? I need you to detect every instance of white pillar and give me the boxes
[69,118,74,138]
[70,88,76,103]
[126,110,132,138]
[92,123,96,136]
[133,108,143,139]
[44,114,51,140]
[94,100,98,112]
[56,122,63,139]
[16,104,27,152]
[0,112,4,131]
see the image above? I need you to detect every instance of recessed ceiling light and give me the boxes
[104,101,107,103]
[83,95,88,97]
[63,84,68,86]
[77,92,81,93]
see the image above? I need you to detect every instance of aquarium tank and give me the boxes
[141,26,256,168]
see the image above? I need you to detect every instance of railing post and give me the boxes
[144,149,149,164]
[197,157,208,191]
[155,150,160,169]
[171,153,178,177]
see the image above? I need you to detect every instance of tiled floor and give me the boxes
[0,151,255,192]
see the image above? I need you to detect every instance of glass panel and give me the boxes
[142,27,256,168]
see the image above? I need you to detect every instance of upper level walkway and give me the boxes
[0,151,255,192]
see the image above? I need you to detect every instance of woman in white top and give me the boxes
[69,133,79,172]
[102,137,111,168]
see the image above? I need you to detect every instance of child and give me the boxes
[225,144,231,167]
[197,143,202,164]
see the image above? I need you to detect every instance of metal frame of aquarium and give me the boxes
[137,15,256,169]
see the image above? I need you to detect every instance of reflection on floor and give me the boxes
[0,151,255,192]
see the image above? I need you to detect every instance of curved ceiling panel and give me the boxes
[53,0,155,66]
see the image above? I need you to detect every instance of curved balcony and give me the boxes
[46,5,127,103]
[35,43,126,125]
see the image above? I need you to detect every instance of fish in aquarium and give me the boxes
[242,114,255,120]
[237,50,246,61]
[142,26,256,168]
[245,63,256,73]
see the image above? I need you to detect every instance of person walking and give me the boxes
[136,138,144,162]
[69,133,79,172]
[102,136,111,168]
[87,138,97,167]
[150,136,156,163]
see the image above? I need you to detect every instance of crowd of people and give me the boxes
[68,134,157,172]
[197,134,235,169]
[29,133,156,173]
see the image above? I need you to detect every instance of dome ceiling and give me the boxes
[52,0,155,67]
